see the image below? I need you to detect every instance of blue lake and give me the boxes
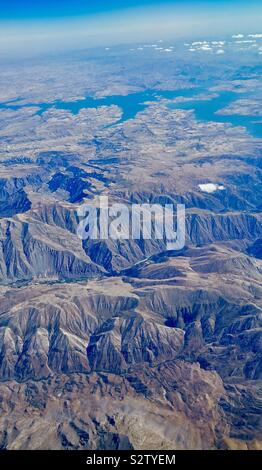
[168,91,262,139]
[0,88,197,122]
[1,88,262,138]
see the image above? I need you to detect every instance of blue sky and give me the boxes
[1,0,260,19]
[1,1,165,19]
[0,1,261,57]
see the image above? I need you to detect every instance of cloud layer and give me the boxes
[0,2,262,57]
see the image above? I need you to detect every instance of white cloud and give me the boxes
[232,33,244,38]
[198,183,225,193]
[248,33,262,38]
[216,49,225,54]
[235,40,256,44]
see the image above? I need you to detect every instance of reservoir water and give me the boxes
[1,88,261,138]
[168,91,262,139]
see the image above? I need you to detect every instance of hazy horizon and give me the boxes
[1,1,262,57]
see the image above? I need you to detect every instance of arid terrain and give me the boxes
[0,38,262,449]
